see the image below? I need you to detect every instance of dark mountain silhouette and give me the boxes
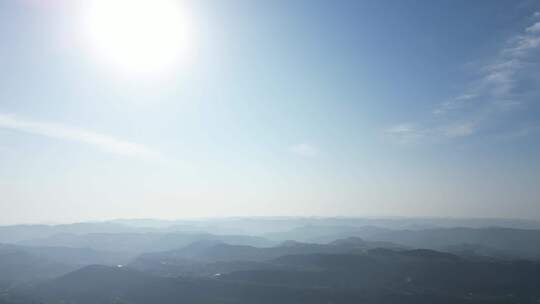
[0,242,132,287]
[0,244,75,284]
[443,243,518,260]
[220,249,540,300]
[9,265,371,304]
[7,248,540,304]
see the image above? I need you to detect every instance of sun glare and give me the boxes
[82,0,193,76]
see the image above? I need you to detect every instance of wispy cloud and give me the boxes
[385,123,425,144]
[289,143,319,157]
[385,122,474,144]
[433,94,477,115]
[389,12,540,144]
[0,113,160,159]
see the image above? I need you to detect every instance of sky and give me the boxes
[1,0,540,224]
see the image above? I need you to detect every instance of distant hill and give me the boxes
[110,217,540,232]
[17,232,272,257]
[5,217,540,244]
[2,218,540,304]
[265,225,540,259]
[5,220,540,259]
[133,238,362,262]
[129,237,404,276]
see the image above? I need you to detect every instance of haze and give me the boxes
[1,0,540,225]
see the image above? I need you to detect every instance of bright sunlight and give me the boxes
[82,0,193,76]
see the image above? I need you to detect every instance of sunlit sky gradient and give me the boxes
[1,0,540,224]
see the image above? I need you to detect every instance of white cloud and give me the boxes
[389,12,540,144]
[289,143,319,157]
[0,113,160,159]
[473,18,540,103]
[526,22,540,33]
[509,35,540,55]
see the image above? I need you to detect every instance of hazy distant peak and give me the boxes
[328,237,366,247]
[279,240,309,247]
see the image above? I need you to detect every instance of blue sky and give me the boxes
[1,0,539,224]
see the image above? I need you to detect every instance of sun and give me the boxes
[82,0,193,76]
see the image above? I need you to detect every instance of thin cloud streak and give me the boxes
[385,122,474,144]
[0,113,160,159]
[432,94,477,116]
